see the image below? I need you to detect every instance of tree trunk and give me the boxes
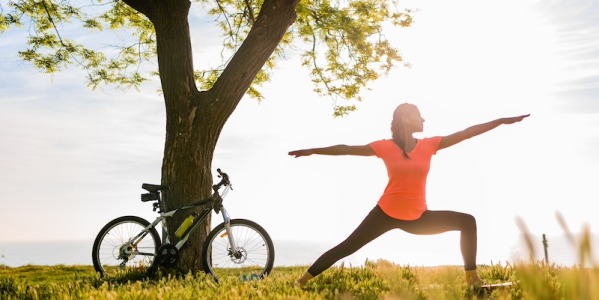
[126,0,298,272]
[144,0,211,271]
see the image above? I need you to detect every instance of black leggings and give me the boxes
[307,205,477,277]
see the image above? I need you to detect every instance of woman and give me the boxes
[288,103,529,287]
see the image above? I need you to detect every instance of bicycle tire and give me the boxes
[202,219,275,282]
[92,216,161,277]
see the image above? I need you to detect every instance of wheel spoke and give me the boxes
[203,220,274,281]
[92,216,160,277]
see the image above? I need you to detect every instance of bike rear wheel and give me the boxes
[202,219,274,282]
[92,216,161,277]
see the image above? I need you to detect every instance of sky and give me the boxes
[1,0,598,267]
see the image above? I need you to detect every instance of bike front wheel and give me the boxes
[92,216,161,277]
[202,219,274,282]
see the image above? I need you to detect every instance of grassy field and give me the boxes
[1,260,598,299]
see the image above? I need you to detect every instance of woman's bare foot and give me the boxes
[465,270,484,287]
[296,272,314,288]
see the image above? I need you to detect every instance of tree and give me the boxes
[0,0,413,271]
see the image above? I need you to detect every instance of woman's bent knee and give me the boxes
[462,213,476,231]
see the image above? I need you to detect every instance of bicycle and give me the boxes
[91,169,275,282]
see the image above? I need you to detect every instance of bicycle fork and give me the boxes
[220,207,241,258]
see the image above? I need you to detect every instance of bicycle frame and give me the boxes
[130,184,236,258]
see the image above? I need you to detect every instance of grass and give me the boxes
[2,218,596,299]
[1,261,598,299]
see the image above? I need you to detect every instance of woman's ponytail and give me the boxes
[391,103,417,159]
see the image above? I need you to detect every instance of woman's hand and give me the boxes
[288,149,314,158]
[501,114,530,125]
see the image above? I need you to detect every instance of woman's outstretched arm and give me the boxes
[438,114,530,150]
[288,144,375,157]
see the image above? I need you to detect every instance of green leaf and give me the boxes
[2,0,414,115]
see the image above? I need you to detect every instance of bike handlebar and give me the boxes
[213,168,231,192]
[140,168,231,212]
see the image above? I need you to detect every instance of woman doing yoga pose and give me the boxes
[288,103,529,287]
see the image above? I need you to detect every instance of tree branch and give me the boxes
[122,0,156,19]
[243,0,255,24]
[40,1,65,46]
[210,0,298,115]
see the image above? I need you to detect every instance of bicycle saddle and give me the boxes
[141,183,170,192]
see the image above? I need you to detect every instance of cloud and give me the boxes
[0,55,167,239]
[535,0,599,113]
[554,86,599,113]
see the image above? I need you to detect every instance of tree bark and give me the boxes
[126,0,299,271]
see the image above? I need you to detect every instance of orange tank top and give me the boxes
[369,137,442,220]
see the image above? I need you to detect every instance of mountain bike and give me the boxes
[91,169,275,282]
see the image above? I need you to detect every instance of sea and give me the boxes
[0,239,335,268]
[1,236,597,268]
